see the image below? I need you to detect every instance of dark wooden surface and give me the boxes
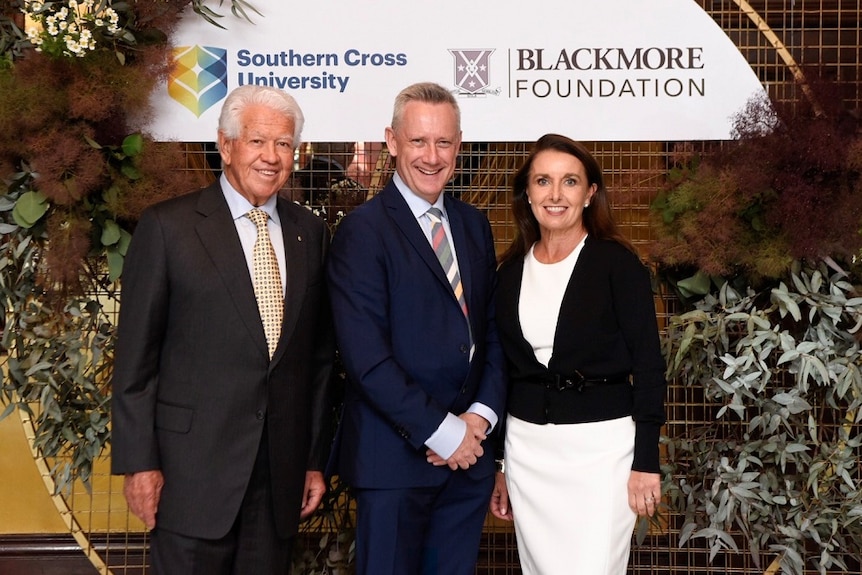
[0,534,147,575]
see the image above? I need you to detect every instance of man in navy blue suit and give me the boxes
[326,82,507,575]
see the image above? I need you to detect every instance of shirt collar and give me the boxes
[392,172,447,221]
[220,173,281,224]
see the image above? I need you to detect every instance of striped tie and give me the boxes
[248,208,283,359]
[427,207,469,320]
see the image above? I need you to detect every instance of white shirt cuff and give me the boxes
[424,403,498,460]
[467,402,498,433]
[424,413,466,460]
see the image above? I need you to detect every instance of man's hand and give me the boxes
[300,471,326,519]
[489,471,513,521]
[123,470,164,530]
[443,413,488,470]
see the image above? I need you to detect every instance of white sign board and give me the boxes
[147,0,766,142]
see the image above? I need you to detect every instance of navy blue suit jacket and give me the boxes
[326,181,507,489]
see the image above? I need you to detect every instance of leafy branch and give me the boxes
[0,0,258,496]
[663,261,862,574]
[190,0,262,29]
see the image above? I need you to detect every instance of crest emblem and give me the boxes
[449,49,495,94]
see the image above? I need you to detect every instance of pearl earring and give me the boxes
[527,198,532,205]
[584,202,589,208]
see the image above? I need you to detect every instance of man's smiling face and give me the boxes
[385,101,462,204]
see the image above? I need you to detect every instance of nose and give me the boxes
[423,144,441,165]
[260,142,279,163]
[549,183,562,201]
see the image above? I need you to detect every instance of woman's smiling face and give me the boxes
[526,149,597,236]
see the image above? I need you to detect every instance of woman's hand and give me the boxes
[627,470,661,517]
[489,471,513,521]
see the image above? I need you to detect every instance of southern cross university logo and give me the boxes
[169,45,228,117]
[449,49,495,95]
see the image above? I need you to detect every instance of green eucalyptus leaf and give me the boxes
[12,191,48,228]
[106,247,124,282]
[0,196,16,211]
[100,219,122,246]
[122,133,144,157]
[102,184,121,206]
[118,229,132,256]
[676,271,711,297]
[120,163,142,180]
[0,402,15,421]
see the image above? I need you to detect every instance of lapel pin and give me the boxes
[297,235,303,242]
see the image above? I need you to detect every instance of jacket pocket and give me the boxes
[155,402,193,433]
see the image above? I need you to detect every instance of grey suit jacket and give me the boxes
[111,182,335,539]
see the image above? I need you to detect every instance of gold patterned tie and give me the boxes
[248,208,283,358]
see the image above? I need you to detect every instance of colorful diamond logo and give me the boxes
[168,46,229,118]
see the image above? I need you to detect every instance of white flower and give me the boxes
[21,0,124,57]
[65,37,82,56]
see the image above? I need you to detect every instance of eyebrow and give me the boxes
[533,172,581,178]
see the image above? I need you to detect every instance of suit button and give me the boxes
[459,344,468,353]
[256,410,265,420]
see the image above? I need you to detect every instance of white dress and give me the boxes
[505,240,637,575]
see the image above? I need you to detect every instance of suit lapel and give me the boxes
[271,199,306,365]
[194,184,269,358]
[381,184,453,295]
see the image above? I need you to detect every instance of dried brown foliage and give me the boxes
[650,79,862,283]
[40,210,92,294]
[0,2,210,296]
[26,125,104,205]
[113,141,210,223]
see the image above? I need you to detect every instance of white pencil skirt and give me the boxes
[504,414,637,575]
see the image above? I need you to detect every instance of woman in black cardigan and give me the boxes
[489,134,666,574]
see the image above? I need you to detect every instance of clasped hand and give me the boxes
[425,413,488,470]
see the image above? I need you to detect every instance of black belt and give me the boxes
[530,371,630,393]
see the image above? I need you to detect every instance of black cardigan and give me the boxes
[496,236,667,473]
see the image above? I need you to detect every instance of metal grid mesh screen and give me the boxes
[46,2,861,573]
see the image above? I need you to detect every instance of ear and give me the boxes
[588,183,598,202]
[217,131,232,166]
[384,127,398,157]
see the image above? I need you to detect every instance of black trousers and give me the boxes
[149,427,294,575]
